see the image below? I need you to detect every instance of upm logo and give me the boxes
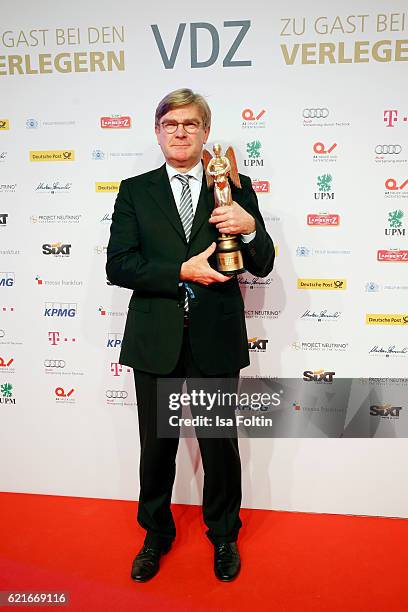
[44,302,77,317]
[251,180,270,193]
[313,142,337,154]
[0,273,14,287]
[151,21,251,68]
[307,213,340,226]
[100,116,131,129]
[385,178,408,191]
[303,369,335,383]
[377,249,408,262]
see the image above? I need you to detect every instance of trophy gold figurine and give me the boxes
[203,144,245,275]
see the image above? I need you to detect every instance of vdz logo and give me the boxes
[151,20,252,68]
[44,303,77,317]
[244,141,263,167]
[42,243,72,256]
[0,213,8,226]
[385,210,405,236]
[370,404,402,419]
[303,369,335,383]
[314,174,334,199]
[248,337,268,351]
[107,333,123,348]
[0,273,14,287]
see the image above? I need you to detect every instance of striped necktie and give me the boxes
[175,174,194,241]
[175,174,194,311]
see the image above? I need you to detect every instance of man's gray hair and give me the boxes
[155,88,211,128]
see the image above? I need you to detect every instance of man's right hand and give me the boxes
[180,242,232,285]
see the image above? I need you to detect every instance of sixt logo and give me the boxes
[370,404,402,418]
[44,302,77,317]
[248,337,268,351]
[42,243,72,256]
[303,369,335,383]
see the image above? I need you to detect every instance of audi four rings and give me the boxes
[375,145,402,154]
[303,108,329,118]
[106,390,128,399]
[44,360,66,367]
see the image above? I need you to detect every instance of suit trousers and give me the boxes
[133,326,242,548]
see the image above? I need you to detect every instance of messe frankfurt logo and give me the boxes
[100,116,131,129]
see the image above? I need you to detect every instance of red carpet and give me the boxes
[0,492,407,611]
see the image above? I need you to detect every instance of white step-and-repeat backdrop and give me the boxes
[1,0,408,517]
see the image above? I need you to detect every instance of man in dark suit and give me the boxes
[106,88,275,582]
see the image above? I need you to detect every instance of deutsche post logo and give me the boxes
[30,150,75,162]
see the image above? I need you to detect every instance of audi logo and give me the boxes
[44,359,66,368]
[375,144,402,154]
[106,390,128,399]
[303,108,329,118]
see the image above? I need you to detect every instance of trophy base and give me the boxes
[216,240,245,276]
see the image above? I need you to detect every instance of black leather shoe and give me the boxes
[214,542,241,581]
[130,543,171,582]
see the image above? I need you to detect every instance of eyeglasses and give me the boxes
[160,121,202,134]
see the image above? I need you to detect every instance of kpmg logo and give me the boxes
[35,181,72,194]
[42,243,72,256]
[0,273,14,287]
[44,302,77,317]
[244,141,263,167]
[151,20,251,68]
[107,333,123,348]
[0,214,8,227]
[383,110,407,128]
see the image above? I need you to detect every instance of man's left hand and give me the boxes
[209,202,256,235]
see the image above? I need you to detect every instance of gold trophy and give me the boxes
[203,144,245,275]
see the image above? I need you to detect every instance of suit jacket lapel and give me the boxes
[189,177,213,243]
[147,164,186,243]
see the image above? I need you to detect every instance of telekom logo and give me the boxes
[110,362,132,376]
[384,110,408,128]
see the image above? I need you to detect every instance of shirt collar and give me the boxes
[166,160,203,182]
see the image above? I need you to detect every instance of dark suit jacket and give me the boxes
[106,164,275,375]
